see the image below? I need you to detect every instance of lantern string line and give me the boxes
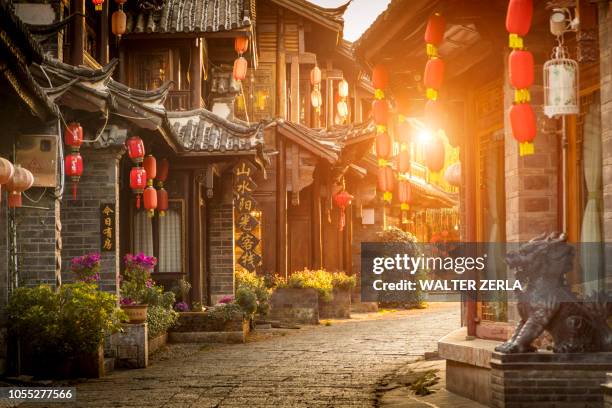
[23,188,48,203]
[81,108,109,144]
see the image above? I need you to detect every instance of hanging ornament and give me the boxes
[424,13,446,57]
[92,0,104,11]
[333,189,353,231]
[372,99,389,125]
[156,158,169,216]
[143,186,157,217]
[398,146,411,174]
[372,64,389,96]
[126,136,145,164]
[310,66,322,86]
[543,43,579,118]
[233,56,248,81]
[311,88,322,110]
[157,188,169,217]
[337,100,348,118]
[6,165,34,208]
[398,180,412,224]
[143,155,157,182]
[112,9,127,41]
[425,99,445,130]
[64,122,83,152]
[506,0,533,49]
[0,158,14,203]
[424,58,445,100]
[510,103,537,156]
[377,166,394,203]
[397,119,413,145]
[64,153,83,199]
[130,167,147,209]
[338,79,349,98]
[234,36,249,55]
[444,162,462,187]
[157,158,169,185]
[376,132,393,161]
[509,50,534,103]
[425,133,445,172]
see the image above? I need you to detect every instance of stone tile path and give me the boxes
[22,303,460,408]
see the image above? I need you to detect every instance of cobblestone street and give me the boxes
[26,303,459,408]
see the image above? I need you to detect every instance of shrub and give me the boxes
[207,303,244,322]
[331,272,356,291]
[141,282,179,339]
[276,269,334,302]
[235,269,271,316]
[7,282,125,357]
[235,287,258,317]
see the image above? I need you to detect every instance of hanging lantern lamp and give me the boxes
[398,179,412,215]
[509,50,534,103]
[376,132,393,161]
[337,101,348,118]
[424,13,446,57]
[310,66,322,85]
[543,44,579,118]
[157,187,169,216]
[130,167,147,209]
[65,123,83,151]
[333,189,354,231]
[112,10,127,41]
[233,56,248,81]
[143,186,158,217]
[92,0,104,11]
[425,99,445,130]
[126,136,145,164]
[143,155,157,183]
[372,99,389,126]
[311,88,322,110]
[6,165,34,208]
[372,64,389,94]
[0,158,14,203]
[510,103,537,156]
[338,79,349,98]
[234,36,249,55]
[65,153,83,199]
[398,148,411,174]
[425,133,445,172]
[444,162,462,187]
[377,166,394,203]
[506,0,533,49]
[156,158,169,186]
[424,58,445,100]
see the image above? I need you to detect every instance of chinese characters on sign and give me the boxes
[100,203,115,252]
[233,161,261,273]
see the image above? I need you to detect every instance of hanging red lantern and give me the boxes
[143,186,158,217]
[372,99,389,125]
[376,132,392,160]
[126,136,145,164]
[397,120,413,145]
[157,187,169,217]
[92,0,104,11]
[64,153,83,199]
[424,13,446,47]
[506,0,533,38]
[234,36,249,55]
[64,122,83,151]
[509,50,534,103]
[398,148,411,174]
[377,166,394,203]
[130,167,147,209]
[6,165,34,208]
[398,180,412,211]
[143,155,157,183]
[372,64,389,91]
[425,99,445,130]
[424,58,445,92]
[310,66,322,86]
[156,158,169,186]
[425,133,445,172]
[0,158,14,204]
[233,56,248,81]
[112,10,127,40]
[333,190,354,231]
[510,103,537,156]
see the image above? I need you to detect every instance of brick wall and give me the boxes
[208,203,234,304]
[60,146,123,296]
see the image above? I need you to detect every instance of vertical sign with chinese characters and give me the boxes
[233,160,262,273]
[100,203,115,252]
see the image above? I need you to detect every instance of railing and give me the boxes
[165,90,191,111]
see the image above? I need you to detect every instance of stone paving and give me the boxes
[23,303,460,408]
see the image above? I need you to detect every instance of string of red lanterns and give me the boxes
[143,155,157,217]
[233,36,249,81]
[396,118,412,222]
[506,0,536,156]
[64,122,84,199]
[371,64,394,204]
[126,136,146,208]
[156,158,169,217]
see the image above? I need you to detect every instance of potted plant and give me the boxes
[120,252,157,323]
[70,252,101,283]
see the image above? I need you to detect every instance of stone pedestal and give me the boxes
[270,288,319,324]
[490,351,612,408]
[110,323,148,369]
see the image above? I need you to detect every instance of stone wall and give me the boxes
[270,287,319,324]
[208,203,234,304]
[60,146,123,296]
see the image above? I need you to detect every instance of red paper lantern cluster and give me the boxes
[64,123,84,199]
[506,0,536,156]
[233,36,249,81]
[126,136,147,208]
[156,158,169,216]
[371,64,393,203]
[333,189,353,231]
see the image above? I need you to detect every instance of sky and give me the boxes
[310,0,392,42]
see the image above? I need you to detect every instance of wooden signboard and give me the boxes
[233,160,262,273]
[100,203,115,252]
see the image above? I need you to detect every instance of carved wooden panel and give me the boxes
[238,62,276,122]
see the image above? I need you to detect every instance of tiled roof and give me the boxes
[167,109,264,154]
[125,0,254,34]
[268,0,349,33]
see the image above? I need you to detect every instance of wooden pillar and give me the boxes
[100,0,109,65]
[190,175,204,306]
[190,38,203,109]
[119,46,127,84]
[71,0,85,66]
[276,135,287,279]
[290,55,300,122]
[276,10,287,119]
[311,166,322,269]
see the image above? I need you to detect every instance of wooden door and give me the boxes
[287,187,312,274]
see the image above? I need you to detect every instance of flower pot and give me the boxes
[121,304,148,323]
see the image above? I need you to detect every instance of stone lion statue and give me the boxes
[495,232,612,354]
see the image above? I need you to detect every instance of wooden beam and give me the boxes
[276,134,288,279]
[190,38,203,109]
[100,0,109,65]
[276,9,287,119]
[311,166,322,269]
[71,0,85,66]
[290,55,300,122]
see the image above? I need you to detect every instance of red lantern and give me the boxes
[372,99,389,126]
[157,158,169,186]
[372,64,389,90]
[0,157,14,185]
[126,136,145,164]
[424,13,446,46]
[234,36,249,55]
[233,57,248,81]
[130,167,147,209]
[425,134,445,172]
[333,190,353,231]
[506,0,533,37]
[424,58,445,90]
[143,155,157,184]
[377,166,394,203]
[112,10,127,40]
[310,66,322,86]
[157,187,169,217]
[398,180,412,211]
[376,132,392,160]
[65,123,83,151]
[92,0,104,11]
[509,50,534,90]
[425,99,445,130]
[510,103,537,155]
[397,120,413,145]
[6,165,34,208]
[143,186,158,217]
[398,149,411,174]
[65,153,83,199]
